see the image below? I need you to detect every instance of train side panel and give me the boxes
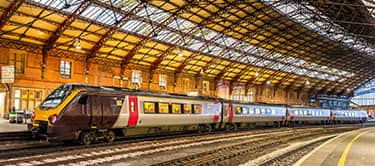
[287,108,330,122]
[231,104,286,123]
[137,96,221,127]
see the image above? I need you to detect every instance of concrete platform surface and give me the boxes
[0,118,28,133]
[296,127,375,166]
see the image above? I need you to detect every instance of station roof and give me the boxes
[0,0,374,95]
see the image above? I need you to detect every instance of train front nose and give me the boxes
[30,110,52,138]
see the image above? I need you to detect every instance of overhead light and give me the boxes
[305,80,310,85]
[37,30,44,35]
[178,49,183,57]
[266,80,271,84]
[255,72,259,77]
[200,69,204,74]
[76,38,81,50]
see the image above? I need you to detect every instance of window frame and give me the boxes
[9,52,26,74]
[143,101,156,113]
[159,74,167,88]
[171,103,181,114]
[60,60,72,78]
[202,81,209,95]
[183,103,192,114]
[193,104,202,114]
[158,102,169,114]
[131,70,142,85]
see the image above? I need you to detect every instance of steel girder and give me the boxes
[44,1,90,52]
[0,0,24,30]
[85,1,144,72]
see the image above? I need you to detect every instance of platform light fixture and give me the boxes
[76,38,81,50]
[178,48,183,57]
[266,80,271,84]
[305,80,310,85]
[37,30,44,35]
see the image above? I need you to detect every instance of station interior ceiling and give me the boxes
[0,0,374,96]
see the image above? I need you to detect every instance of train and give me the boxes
[30,84,368,145]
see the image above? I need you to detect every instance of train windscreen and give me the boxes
[39,84,73,110]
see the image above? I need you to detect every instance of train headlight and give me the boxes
[48,114,58,124]
[31,113,36,122]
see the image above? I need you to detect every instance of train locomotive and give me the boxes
[30,84,367,145]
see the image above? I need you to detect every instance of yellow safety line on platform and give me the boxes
[337,129,371,166]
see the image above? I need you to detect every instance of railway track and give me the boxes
[150,127,353,166]
[258,136,334,166]
[0,126,314,160]
[0,126,358,166]
[0,131,32,142]
[0,127,297,162]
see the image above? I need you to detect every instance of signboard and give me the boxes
[1,65,15,83]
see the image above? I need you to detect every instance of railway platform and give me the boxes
[295,127,375,166]
[0,118,28,133]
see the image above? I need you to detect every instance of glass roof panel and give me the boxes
[262,0,375,56]
[29,0,359,82]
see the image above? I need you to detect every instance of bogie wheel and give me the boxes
[104,130,116,143]
[225,124,237,132]
[80,131,95,145]
[206,125,212,133]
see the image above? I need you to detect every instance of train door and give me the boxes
[127,96,139,127]
[100,95,123,128]
[77,94,91,129]
[228,103,233,123]
[90,95,102,128]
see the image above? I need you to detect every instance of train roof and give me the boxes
[64,83,220,101]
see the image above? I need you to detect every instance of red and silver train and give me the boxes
[30,84,367,144]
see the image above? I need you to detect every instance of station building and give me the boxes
[0,48,310,118]
[0,0,373,119]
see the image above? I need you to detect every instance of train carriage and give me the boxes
[31,84,223,144]
[113,94,222,135]
[331,110,367,124]
[225,102,286,128]
[287,107,331,125]
[30,83,368,145]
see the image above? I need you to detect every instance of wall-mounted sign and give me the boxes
[1,65,15,83]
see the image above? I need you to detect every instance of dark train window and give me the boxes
[78,95,88,105]
[172,104,181,114]
[235,106,242,114]
[242,107,249,114]
[255,108,261,114]
[144,102,155,113]
[159,103,169,114]
[193,104,202,114]
[184,104,192,114]
[265,108,272,115]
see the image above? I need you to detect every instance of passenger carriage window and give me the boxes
[193,104,202,114]
[235,106,242,114]
[255,108,261,114]
[265,108,272,115]
[242,107,249,114]
[116,100,122,107]
[172,104,181,114]
[159,103,169,114]
[144,102,155,113]
[78,95,88,105]
[249,109,254,115]
[261,109,266,115]
[184,104,192,114]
